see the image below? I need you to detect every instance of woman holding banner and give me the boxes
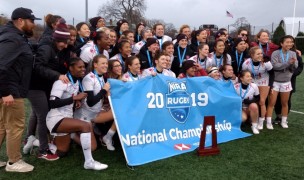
[142,52,176,78]
[234,70,260,134]
[123,56,142,81]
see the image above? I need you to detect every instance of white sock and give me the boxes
[252,122,258,127]
[266,117,272,124]
[259,117,265,122]
[48,143,57,154]
[33,139,40,147]
[106,129,116,138]
[282,116,287,123]
[80,133,93,163]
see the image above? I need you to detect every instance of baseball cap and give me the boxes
[11,7,41,20]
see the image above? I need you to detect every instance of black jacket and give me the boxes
[138,45,154,70]
[38,26,53,46]
[30,42,69,96]
[171,44,194,77]
[291,54,303,92]
[0,21,34,98]
[229,49,249,77]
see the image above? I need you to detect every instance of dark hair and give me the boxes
[237,27,248,35]
[191,29,208,44]
[122,30,133,37]
[124,55,139,73]
[67,24,76,31]
[279,35,294,48]
[118,40,131,51]
[76,22,89,31]
[161,41,174,51]
[219,64,232,73]
[45,14,61,29]
[214,39,229,65]
[239,70,252,79]
[91,54,107,71]
[108,59,122,79]
[93,31,105,44]
[153,51,168,66]
[68,57,83,67]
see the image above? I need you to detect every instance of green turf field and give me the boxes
[1,72,304,180]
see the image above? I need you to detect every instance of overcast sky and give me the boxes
[1,0,304,32]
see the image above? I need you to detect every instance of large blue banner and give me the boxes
[109,75,251,166]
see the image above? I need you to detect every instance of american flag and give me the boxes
[226,10,233,18]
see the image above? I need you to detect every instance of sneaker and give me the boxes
[257,120,264,130]
[251,126,260,134]
[84,160,108,170]
[33,139,40,147]
[102,136,115,151]
[38,150,59,161]
[281,121,288,128]
[23,135,36,154]
[266,123,274,130]
[0,161,6,167]
[5,160,34,172]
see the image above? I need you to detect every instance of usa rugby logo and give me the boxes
[166,81,191,123]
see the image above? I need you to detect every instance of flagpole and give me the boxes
[291,0,297,36]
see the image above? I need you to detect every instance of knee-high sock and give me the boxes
[80,132,93,162]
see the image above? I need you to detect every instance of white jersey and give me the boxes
[132,41,146,55]
[188,55,212,70]
[80,41,109,63]
[122,72,142,82]
[154,35,172,48]
[46,79,79,135]
[242,58,273,86]
[110,53,130,69]
[74,72,104,121]
[234,82,259,101]
[206,52,232,69]
[142,67,176,78]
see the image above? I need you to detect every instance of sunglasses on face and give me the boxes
[241,33,248,36]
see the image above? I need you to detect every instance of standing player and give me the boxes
[242,47,273,130]
[266,35,298,129]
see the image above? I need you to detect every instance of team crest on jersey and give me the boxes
[166,81,191,123]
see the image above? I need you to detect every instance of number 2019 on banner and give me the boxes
[146,93,208,108]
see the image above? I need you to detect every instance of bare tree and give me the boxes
[97,0,147,28]
[230,17,250,29]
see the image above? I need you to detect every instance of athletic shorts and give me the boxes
[272,81,292,92]
[253,77,269,87]
[46,109,69,137]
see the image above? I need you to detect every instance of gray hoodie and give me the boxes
[271,49,298,82]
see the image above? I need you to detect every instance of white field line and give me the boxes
[290,110,304,115]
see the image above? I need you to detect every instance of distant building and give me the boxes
[282,17,304,36]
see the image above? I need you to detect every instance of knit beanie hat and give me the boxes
[89,16,103,28]
[176,33,188,44]
[146,38,159,47]
[53,21,70,41]
[116,19,128,30]
[234,37,245,48]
